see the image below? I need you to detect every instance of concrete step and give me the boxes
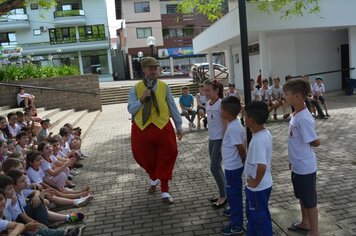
[38,108,61,120]
[0,107,45,117]
[74,110,101,139]
[100,82,199,105]
[47,109,75,128]
[0,106,10,111]
[50,110,88,135]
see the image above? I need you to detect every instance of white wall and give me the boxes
[268,34,297,82]
[232,31,348,91]
[295,31,348,91]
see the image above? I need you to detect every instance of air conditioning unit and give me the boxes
[40,26,48,32]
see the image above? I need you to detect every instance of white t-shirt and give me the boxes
[269,85,284,100]
[10,192,26,221]
[27,166,45,184]
[258,87,271,102]
[222,119,245,170]
[206,98,224,140]
[7,124,21,137]
[288,108,318,174]
[17,92,30,106]
[0,219,9,233]
[3,199,12,221]
[312,83,325,96]
[250,88,259,101]
[225,90,240,99]
[244,129,273,192]
[196,93,207,106]
[41,158,53,175]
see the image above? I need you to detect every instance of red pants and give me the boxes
[131,121,178,192]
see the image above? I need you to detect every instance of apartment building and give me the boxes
[119,0,225,79]
[0,0,113,76]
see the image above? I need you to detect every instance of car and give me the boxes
[160,69,184,76]
[189,63,229,81]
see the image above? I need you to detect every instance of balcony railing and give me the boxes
[53,9,85,18]
[18,37,108,48]
[0,14,29,22]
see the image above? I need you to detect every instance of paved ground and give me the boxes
[73,90,356,236]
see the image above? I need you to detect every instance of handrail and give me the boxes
[0,82,99,96]
[291,67,355,79]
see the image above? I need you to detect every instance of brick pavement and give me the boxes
[74,91,356,236]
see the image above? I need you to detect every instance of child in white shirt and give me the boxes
[284,78,320,236]
[219,96,247,235]
[244,101,273,235]
[312,76,330,117]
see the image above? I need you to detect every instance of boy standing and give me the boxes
[244,101,273,236]
[220,96,246,235]
[284,79,320,236]
[179,86,197,131]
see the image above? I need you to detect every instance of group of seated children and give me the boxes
[0,109,92,235]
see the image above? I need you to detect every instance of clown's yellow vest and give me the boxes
[134,80,170,130]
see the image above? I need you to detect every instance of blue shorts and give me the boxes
[292,171,317,208]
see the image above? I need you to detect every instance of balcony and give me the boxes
[53,10,86,27]
[0,14,30,31]
[19,37,109,55]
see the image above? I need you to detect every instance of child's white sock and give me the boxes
[150,179,160,186]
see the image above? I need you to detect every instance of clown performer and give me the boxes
[128,57,183,205]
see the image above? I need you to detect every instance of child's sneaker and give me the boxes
[220,225,244,235]
[188,122,193,131]
[74,195,94,208]
[66,212,85,223]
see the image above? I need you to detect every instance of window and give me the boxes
[0,32,16,46]
[136,28,152,38]
[30,3,39,10]
[162,27,193,38]
[166,4,178,14]
[134,2,150,13]
[33,29,41,36]
[78,25,105,41]
[49,27,76,44]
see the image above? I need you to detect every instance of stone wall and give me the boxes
[0,75,101,112]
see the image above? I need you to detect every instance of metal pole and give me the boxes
[150,45,154,57]
[238,0,252,144]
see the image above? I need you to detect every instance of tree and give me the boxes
[177,0,320,22]
[0,0,56,15]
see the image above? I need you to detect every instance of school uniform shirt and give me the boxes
[222,119,245,170]
[9,192,26,221]
[7,124,21,138]
[0,218,9,233]
[27,166,45,184]
[250,88,259,101]
[258,87,271,102]
[225,91,240,98]
[41,157,56,177]
[206,98,224,140]
[3,199,13,221]
[269,85,284,100]
[288,108,318,175]
[312,83,325,96]
[197,93,207,106]
[244,129,273,192]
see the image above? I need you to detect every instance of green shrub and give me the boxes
[0,64,80,81]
